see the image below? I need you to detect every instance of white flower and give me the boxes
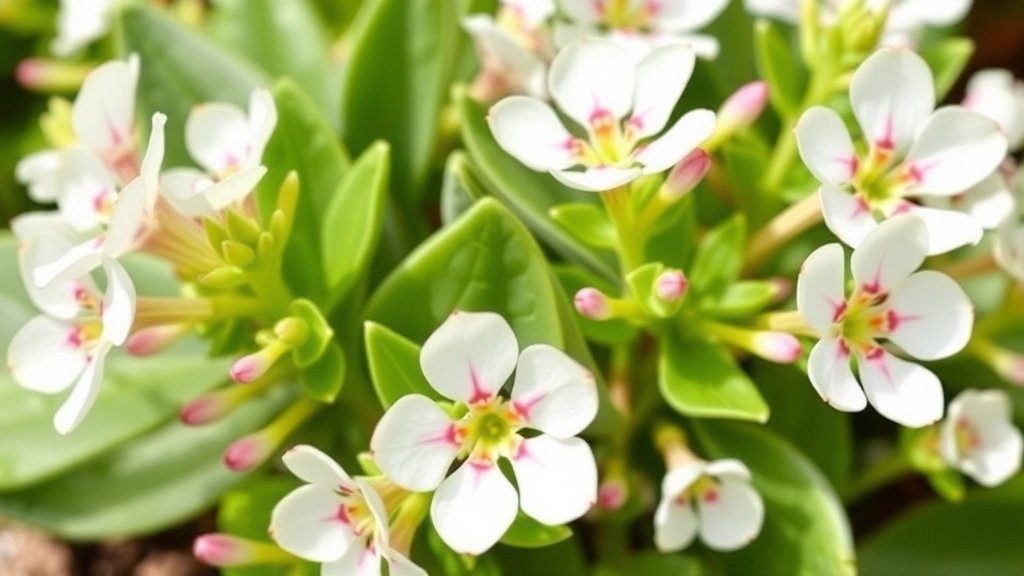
[795,48,1006,255]
[796,215,973,427]
[51,0,116,56]
[161,89,277,217]
[964,69,1024,153]
[654,459,764,552]
[994,178,1024,283]
[270,445,426,576]
[488,38,715,192]
[555,0,729,60]
[370,311,598,555]
[463,0,555,98]
[939,389,1023,487]
[7,233,135,434]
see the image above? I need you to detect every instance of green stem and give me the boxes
[601,186,647,278]
[842,451,913,504]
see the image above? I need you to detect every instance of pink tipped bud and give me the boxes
[719,81,769,133]
[654,270,689,303]
[661,149,711,200]
[751,332,803,364]
[126,324,189,356]
[223,433,273,472]
[230,352,271,384]
[193,534,257,566]
[16,58,90,92]
[574,287,611,320]
[180,394,230,427]
[598,479,628,511]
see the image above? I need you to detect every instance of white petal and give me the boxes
[550,166,643,192]
[7,315,88,394]
[31,236,103,289]
[951,390,1024,487]
[51,0,112,56]
[886,271,972,360]
[697,476,764,551]
[72,56,139,158]
[964,69,1024,149]
[795,107,858,186]
[140,113,167,209]
[548,38,635,128]
[511,344,596,437]
[54,342,111,435]
[356,477,391,549]
[419,311,518,403]
[511,435,597,525]
[558,0,601,25]
[384,550,428,576]
[850,48,935,154]
[858,349,944,428]
[99,258,136,346]
[202,166,268,212]
[653,496,698,552]
[488,97,577,171]
[634,109,716,174]
[16,150,62,203]
[819,184,878,249]
[269,484,355,563]
[321,542,379,576]
[10,211,76,243]
[464,16,548,98]
[705,459,753,481]
[742,0,800,22]
[850,214,927,293]
[653,33,720,60]
[370,394,460,492]
[951,172,1016,229]
[431,461,518,555]
[902,204,984,256]
[104,177,148,258]
[160,168,216,217]
[628,44,696,139]
[57,146,118,232]
[903,107,1008,196]
[963,426,1024,487]
[186,102,251,175]
[661,462,706,497]
[283,444,354,490]
[20,232,99,319]
[245,88,277,167]
[796,242,847,335]
[887,0,971,29]
[656,0,729,31]
[807,337,868,412]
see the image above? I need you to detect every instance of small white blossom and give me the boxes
[463,0,555,98]
[796,215,973,427]
[51,0,116,56]
[963,69,1024,152]
[939,389,1023,487]
[370,311,598,555]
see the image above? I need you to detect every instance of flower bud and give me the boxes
[229,340,291,384]
[16,58,90,93]
[125,324,189,356]
[574,287,611,320]
[660,149,711,201]
[598,478,629,511]
[223,432,275,472]
[654,270,689,303]
[750,331,803,364]
[181,390,234,426]
[193,533,291,566]
[718,81,768,135]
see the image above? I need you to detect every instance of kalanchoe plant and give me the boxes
[1,0,1024,575]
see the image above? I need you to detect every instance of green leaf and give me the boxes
[364,321,440,408]
[600,552,705,576]
[0,386,293,539]
[365,198,564,347]
[553,264,637,346]
[859,476,1024,576]
[257,78,352,305]
[499,512,572,548]
[440,151,487,226]
[457,93,618,282]
[321,141,390,309]
[299,341,346,402]
[207,0,337,126]
[289,299,334,368]
[341,0,458,202]
[700,280,780,319]
[691,421,856,576]
[920,37,975,100]
[754,19,807,116]
[688,214,746,300]
[118,4,265,166]
[659,337,769,422]
[550,203,617,249]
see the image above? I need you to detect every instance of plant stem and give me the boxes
[757,310,818,337]
[940,251,998,281]
[743,191,823,274]
[601,186,646,278]
[842,451,913,504]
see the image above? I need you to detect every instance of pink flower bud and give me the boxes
[751,332,802,364]
[574,287,610,320]
[654,270,689,303]
[229,352,271,384]
[193,534,256,566]
[180,394,230,427]
[598,479,628,511]
[661,149,711,200]
[15,58,89,92]
[719,81,769,133]
[223,433,273,472]
[125,325,188,356]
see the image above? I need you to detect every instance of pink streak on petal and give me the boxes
[831,300,848,323]
[512,393,545,422]
[468,366,493,405]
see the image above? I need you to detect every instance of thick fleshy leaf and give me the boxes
[270,484,354,563]
[858,349,944,428]
[550,166,643,192]
[903,107,1008,196]
[71,56,139,159]
[370,394,460,492]
[850,215,927,293]
[886,271,972,360]
[420,311,518,403]
[364,322,441,408]
[511,344,596,438]
[633,109,716,174]
[282,444,353,490]
[629,44,696,139]
[697,476,764,551]
[807,337,868,413]
[850,48,935,154]
[511,435,597,526]
[488,97,576,171]
[819,184,877,250]
[53,343,109,435]
[659,337,769,423]
[431,461,519,555]
[795,107,857,186]
[796,243,846,335]
[548,38,635,129]
[7,315,87,394]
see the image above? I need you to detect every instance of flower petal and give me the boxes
[140,113,167,209]
[850,48,934,154]
[656,0,729,31]
[511,344,596,437]
[634,109,716,174]
[57,146,118,232]
[964,68,1024,150]
[902,204,983,256]
[807,337,868,412]
[696,476,764,551]
[548,38,635,128]
[160,168,216,217]
[202,166,268,212]
[886,270,972,361]
[653,495,698,552]
[511,435,597,525]
[431,461,518,555]
[104,177,148,258]
[321,542,379,576]
[100,258,135,346]
[186,102,251,175]
[947,390,1024,487]
[464,16,547,98]
[420,311,518,403]
[858,349,944,428]
[850,214,927,293]
[550,166,643,192]
[282,444,354,490]
[10,211,76,243]
[796,242,847,335]
[742,0,800,22]
[488,97,577,171]
[903,107,1008,196]
[705,458,753,481]
[20,232,99,319]
[662,462,706,497]
[795,107,858,186]
[16,150,62,203]
[819,184,878,249]
[953,171,1016,229]
[31,235,103,289]
[384,550,428,576]
[629,44,696,139]
[558,0,600,25]
[245,88,277,167]
[71,55,139,158]
[370,394,460,492]
[54,342,111,435]
[7,315,88,394]
[270,484,355,563]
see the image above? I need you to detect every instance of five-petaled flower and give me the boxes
[939,389,1023,487]
[370,311,599,555]
[270,445,426,576]
[654,459,764,552]
[488,38,715,192]
[796,215,973,427]
[795,47,1007,255]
